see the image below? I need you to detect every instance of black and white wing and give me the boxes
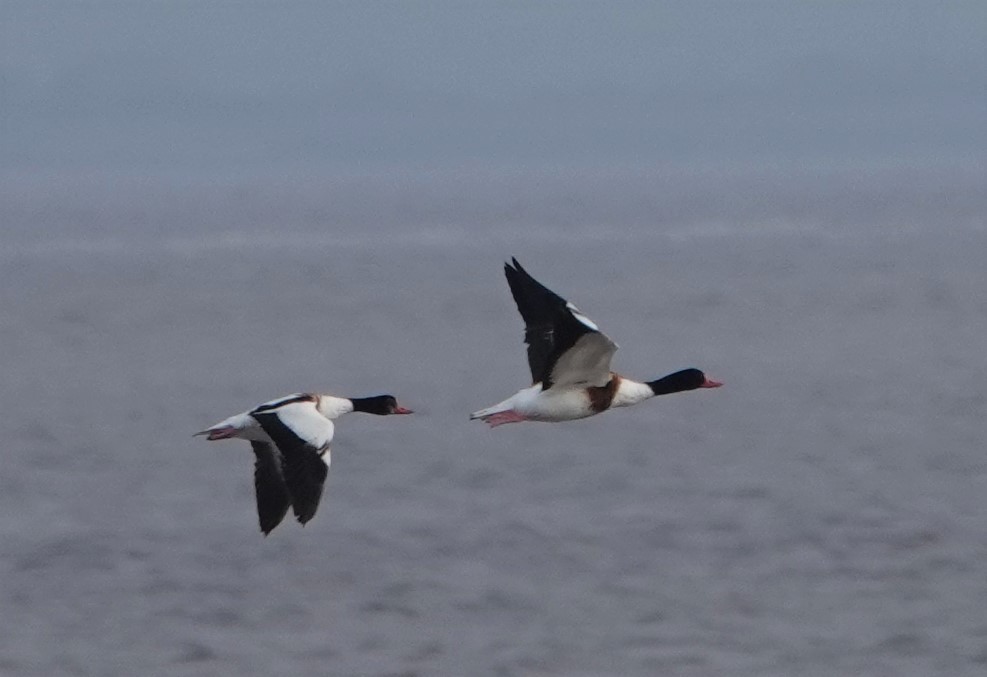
[504,258,617,389]
[250,441,291,535]
[251,400,334,526]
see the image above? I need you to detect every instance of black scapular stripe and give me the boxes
[250,393,317,415]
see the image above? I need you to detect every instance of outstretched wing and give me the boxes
[252,401,333,526]
[250,441,291,535]
[503,258,617,389]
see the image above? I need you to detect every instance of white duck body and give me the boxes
[202,393,354,443]
[471,383,589,422]
[470,376,656,423]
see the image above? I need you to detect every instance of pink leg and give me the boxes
[481,410,529,428]
[204,426,238,440]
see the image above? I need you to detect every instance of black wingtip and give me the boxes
[504,260,518,283]
[259,516,282,536]
[504,257,530,286]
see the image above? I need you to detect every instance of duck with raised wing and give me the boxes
[197,393,412,534]
[470,258,722,427]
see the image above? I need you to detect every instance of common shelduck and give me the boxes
[196,392,412,534]
[470,258,722,427]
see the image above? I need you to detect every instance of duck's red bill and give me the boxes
[393,406,414,414]
[701,378,723,388]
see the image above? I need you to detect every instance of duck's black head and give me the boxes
[647,368,723,396]
[350,394,414,416]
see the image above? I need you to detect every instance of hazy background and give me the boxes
[1,2,985,676]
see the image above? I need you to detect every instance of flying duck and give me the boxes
[470,258,722,427]
[196,392,412,534]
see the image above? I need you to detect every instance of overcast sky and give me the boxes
[3,1,983,182]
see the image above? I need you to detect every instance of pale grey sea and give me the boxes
[2,184,986,675]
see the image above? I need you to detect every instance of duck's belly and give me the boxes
[516,388,595,422]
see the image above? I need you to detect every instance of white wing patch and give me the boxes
[566,302,600,331]
[271,401,335,450]
[548,332,618,388]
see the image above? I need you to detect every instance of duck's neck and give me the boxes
[316,395,356,419]
[610,377,656,408]
[348,396,390,415]
[646,369,702,396]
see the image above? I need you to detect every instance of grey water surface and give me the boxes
[2,226,986,676]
